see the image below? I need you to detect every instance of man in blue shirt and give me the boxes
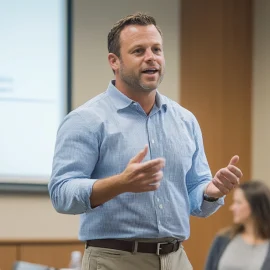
[49,13,243,270]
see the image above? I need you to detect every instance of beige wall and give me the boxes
[252,0,270,184]
[0,0,180,239]
[0,195,79,239]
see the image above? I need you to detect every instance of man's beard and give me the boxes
[119,63,164,92]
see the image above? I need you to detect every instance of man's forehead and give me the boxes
[120,25,162,46]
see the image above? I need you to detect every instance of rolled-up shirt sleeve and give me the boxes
[48,111,99,214]
[186,116,224,217]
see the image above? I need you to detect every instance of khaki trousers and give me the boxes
[82,244,193,270]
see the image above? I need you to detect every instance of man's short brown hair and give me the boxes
[108,12,162,58]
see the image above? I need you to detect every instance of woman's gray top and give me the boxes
[205,233,270,270]
[218,235,269,270]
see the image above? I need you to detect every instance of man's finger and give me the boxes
[212,179,230,195]
[218,169,239,185]
[137,158,165,173]
[229,155,239,166]
[227,165,243,179]
[129,145,148,164]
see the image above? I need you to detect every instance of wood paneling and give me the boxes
[0,245,17,270]
[180,0,252,269]
[0,240,84,270]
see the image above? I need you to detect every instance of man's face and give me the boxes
[116,24,165,93]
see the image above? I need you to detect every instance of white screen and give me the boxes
[0,0,68,184]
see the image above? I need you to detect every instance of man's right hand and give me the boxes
[90,145,165,207]
[119,145,165,193]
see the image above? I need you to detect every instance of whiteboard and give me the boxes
[0,0,71,185]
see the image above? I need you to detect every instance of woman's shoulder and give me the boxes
[216,227,233,239]
[209,227,234,249]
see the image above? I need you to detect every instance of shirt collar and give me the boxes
[106,80,167,112]
[107,80,133,110]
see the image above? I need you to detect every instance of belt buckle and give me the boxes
[156,242,168,255]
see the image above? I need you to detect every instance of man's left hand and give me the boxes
[205,155,243,198]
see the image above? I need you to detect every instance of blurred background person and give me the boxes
[205,181,270,270]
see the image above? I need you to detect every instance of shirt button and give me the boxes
[158,221,161,225]
[157,198,159,202]
[159,204,163,209]
[152,139,155,144]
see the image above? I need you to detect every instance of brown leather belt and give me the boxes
[86,239,182,255]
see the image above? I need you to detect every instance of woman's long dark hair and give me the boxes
[224,181,270,239]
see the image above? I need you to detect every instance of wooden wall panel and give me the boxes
[19,242,84,269]
[180,0,252,269]
[0,240,84,270]
[0,245,17,270]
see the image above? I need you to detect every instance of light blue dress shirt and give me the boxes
[49,80,224,241]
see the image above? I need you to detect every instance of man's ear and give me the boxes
[108,53,120,72]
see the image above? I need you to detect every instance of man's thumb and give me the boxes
[130,145,148,164]
[229,155,239,166]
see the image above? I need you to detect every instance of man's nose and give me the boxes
[144,49,156,61]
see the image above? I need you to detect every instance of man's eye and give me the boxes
[134,49,143,54]
[154,48,161,53]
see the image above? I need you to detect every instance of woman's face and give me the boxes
[230,188,252,224]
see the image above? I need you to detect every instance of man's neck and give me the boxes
[115,81,156,115]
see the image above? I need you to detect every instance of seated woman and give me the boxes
[205,181,270,270]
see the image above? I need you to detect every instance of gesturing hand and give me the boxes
[205,155,243,198]
[120,145,165,193]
